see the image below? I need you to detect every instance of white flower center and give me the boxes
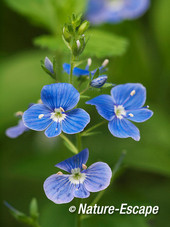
[114,105,126,119]
[50,108,66,122]
[69,168,86,184]
[108,0,124,11]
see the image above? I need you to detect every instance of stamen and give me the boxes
[130,90,136,96]
[37,99,43,104]
[102,59,109,67]
[60,107,65,112]
[15,111,23,117]
[38,114,44,119]
[82,164,87,170]
[128,113,134,117]
[57,171,63,175]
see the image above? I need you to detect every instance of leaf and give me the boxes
[83,29,129,58]
[4,0,87,33]
[33,35,67,52]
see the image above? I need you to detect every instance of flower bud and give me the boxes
[63,27,72,43]
[78,20,90,35]
[90,75,108,88]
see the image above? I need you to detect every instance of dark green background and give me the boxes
[0,0,170,226]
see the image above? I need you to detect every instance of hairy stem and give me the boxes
[70,54,75,84]
[60,134,78,154]
[81,121,106,136]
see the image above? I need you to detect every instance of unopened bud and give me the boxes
[78,20,90,35]
[87,58,92,67]
[63,27,72,43]
[76,40,81,49]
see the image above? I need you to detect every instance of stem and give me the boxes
[81,121,106,136]
[80,86,89,95]
[80,151,126,220]
[70,54,75,84]
[60,134,78,154]
[76,133,82,152]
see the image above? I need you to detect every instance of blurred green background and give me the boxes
[0,0,170,226]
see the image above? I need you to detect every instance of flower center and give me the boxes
[108,0,124,10]
[51,108,66,122]
[69,168,86,184]
[114,105,126,119]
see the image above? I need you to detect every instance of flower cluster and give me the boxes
[86,0,150,24]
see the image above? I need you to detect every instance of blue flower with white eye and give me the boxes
[86,0,150,24]
[86,83,153,141]
[23,83,90,138]
[63,59,108,78]
[6,119,29,139]
[43,148,112,204]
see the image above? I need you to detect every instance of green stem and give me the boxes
[70,54,75,84]
[80,86,89,95]
[80,151,126,220]
[81,121,106,136]
[60,134,78,154]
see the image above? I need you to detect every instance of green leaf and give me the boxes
[33,35,67,52]
[83,29,129,58]
[102,82,115,88]
[4,0,87,34]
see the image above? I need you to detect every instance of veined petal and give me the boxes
[41,83,80,111]
[83,162,112,192]
[126,108,153,122]
[111,83,146,110]
[23,104,52,131]
[62,108,90,134]
[86,95,115,121]
[43,174,75,204]
[63,63,90,77]
[74,184,90,198]
[108,117,140,141]
[45,121,61,138]
[55,148,89,173]
[6,120,28,138]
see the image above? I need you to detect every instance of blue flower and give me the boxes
[43,148,112,204]
[86,0,150,24]
[6,119,29,139]
[23,83,90,138]
[63,59,108,78]
[86,83,153,141]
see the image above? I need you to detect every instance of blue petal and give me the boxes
[6,120,28,138]
[43,174,75,204]
[122,0,150,19]
[108,117,140,141]
[63,63,90,77]
[90,75,107,88]
[45,57,54,74]
[86,95,115,121]
[83,162,112,192]
[45,121,61,138]
[41,83,80,111]
[55,148,89,173]
[74,184,90,198]
[62,108,90,134]
[23,104,52,131]
[126,108,153,122]
[111,83,146,110]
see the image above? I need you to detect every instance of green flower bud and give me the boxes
[63,27,72,43]
[78,20,90,35]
